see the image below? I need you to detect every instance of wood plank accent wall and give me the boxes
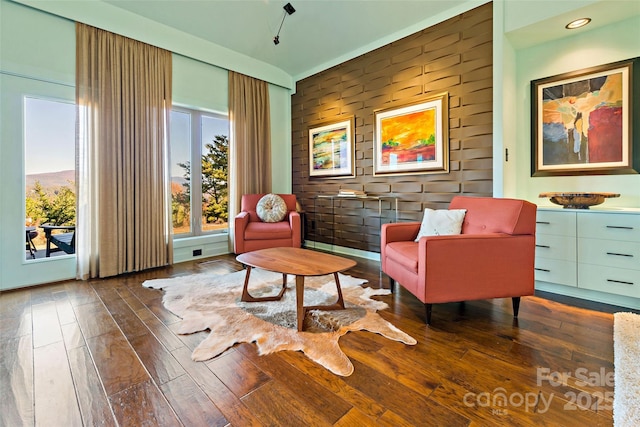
[291,3,493,253]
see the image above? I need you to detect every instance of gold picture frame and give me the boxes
[308,116,355,178]
[373,93,449,176]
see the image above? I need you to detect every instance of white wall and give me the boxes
[0,0,77,290]
[0,0,293,288]
[270,84,293,194]
[511,16,640,208]
[13,0,293,90]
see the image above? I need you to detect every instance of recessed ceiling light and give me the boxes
[565,18,591,29]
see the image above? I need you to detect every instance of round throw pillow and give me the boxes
[256,194,287,223]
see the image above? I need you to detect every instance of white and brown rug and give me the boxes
[614,312,640,426]
[143,268,416,376]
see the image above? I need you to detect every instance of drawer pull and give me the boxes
[536,221,550,225]
[607,279,634,286]
[535,268,550,272]
[606,225,634,230]
[536,244,550,249]
[606,252,634,258]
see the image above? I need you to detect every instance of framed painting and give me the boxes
[531,57,640,176]
[374,93,449,176]
[308,117,355,178]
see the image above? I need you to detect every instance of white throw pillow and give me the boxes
[256,194,287,223]
[414,208,467,241]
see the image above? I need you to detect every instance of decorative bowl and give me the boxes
[539,192,620,209]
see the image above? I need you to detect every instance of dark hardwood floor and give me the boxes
[0,252,629,426]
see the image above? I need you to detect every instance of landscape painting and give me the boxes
[531,58,638,176]
[308,117,354,178]
[374,93,449,175]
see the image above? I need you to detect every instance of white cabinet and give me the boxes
[577,212,640,298]
[534,210,577,287]
[535,208,640,308]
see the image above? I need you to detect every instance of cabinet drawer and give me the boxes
[535,234,576,262]
[578,238,640,270]
[534,258,576,286]
[578,212,640,241]
[536,210,576,237]
[578,264,640,298]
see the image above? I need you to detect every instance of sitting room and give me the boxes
[1,0,639,425]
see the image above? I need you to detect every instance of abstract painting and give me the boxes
[531,58,639,176]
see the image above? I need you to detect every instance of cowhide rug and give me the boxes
[143,268,416,376]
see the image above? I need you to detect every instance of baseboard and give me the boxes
[303,240,380,261]
[173,233,230,263]
[535,281,640,311]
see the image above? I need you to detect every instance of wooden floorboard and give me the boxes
[1,252,634,426]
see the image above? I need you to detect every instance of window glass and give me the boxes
[170,110,192,235]
[201,115,229,232]
[24,97,76,260]
[171,108,228,237]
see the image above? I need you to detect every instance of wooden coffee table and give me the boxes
[236,247,357,331]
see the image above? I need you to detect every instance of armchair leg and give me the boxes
[388,277,395,293]
[512,297,521,318]
[425,304,432,325]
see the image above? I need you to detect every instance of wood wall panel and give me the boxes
[291,3,493,253]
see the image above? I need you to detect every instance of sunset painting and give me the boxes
[374,94,449,175]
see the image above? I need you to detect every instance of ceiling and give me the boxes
[98,0,639,81]
[102,0,471,79]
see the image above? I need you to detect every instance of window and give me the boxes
[24,97,76,260]
[170,107,229,237]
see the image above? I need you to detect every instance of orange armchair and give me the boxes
[234,194,302,254]
[381,196,537,324]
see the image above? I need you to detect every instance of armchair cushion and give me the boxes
[256,193,287,223]
[244,221,294,240]
[385,241,419,272]
[415,208,466,241]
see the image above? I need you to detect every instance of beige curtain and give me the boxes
[228,71,271,206]
[76,23,173,279]
[228,71,271,250]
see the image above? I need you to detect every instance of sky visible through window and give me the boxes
[24,97,75,175]
[170,110,228,178]
[25,100,228,178]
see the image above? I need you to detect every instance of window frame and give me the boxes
[170,106,229,239]
[23,94,77,262]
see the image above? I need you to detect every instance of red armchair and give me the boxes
[381,196,537,324]
[234,194,302,254]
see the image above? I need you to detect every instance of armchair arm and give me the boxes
[381,222,421,271]
[418,233,535,303]
[381,222,420,245]
[288,211,302,248]
[234,211,250,254]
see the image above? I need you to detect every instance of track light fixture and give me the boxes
[274,3,296,45]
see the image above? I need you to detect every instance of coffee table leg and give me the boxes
[302,272,346,314]
[241,266,254,302]
[241,266,287,302]
[296,273,346,332]
[296,275,305,332]
[333,272,345,309]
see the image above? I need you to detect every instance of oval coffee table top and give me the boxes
[236,247,356,277]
